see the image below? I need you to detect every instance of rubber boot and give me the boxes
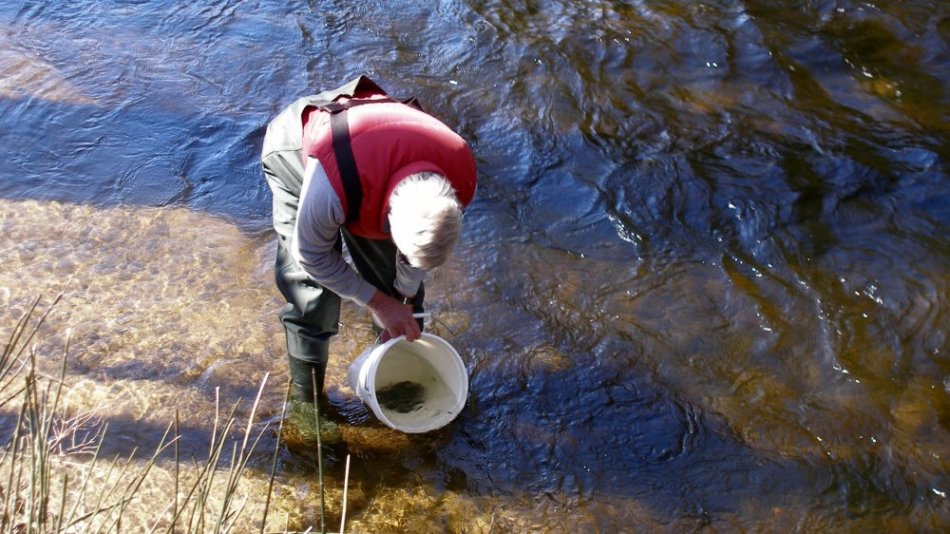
[283,354,342,447]
[286,353,326,403]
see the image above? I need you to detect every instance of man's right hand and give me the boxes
[367,291,421,342]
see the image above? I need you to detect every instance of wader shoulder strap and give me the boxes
[320,95,423,223]
[328,109,362,222]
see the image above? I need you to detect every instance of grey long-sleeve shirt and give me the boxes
[291,157,427,306]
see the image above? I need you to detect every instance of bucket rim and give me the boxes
[355,332,468,433]
[381,331,456,347]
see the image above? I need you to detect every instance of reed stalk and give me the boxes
[0,297,311,532]
[173,410,179,532]
[261,380,292,534]
[311,371,326,534]
[339,454,351,534]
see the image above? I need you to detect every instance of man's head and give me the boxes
[389,172,463,270]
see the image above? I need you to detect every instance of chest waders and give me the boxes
[261,76,425,402]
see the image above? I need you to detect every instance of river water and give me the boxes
[1,0,948,531]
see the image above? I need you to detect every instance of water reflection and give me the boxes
[1,0,948,530]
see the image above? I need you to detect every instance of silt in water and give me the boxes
[376,380,427,414]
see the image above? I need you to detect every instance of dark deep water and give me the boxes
[1,0,948,531]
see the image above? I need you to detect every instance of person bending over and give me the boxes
[261,76,477,402]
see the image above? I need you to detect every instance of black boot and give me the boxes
[286,354,326,403]
[283,353,342,446]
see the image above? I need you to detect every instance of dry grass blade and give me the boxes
[7,293,63,369]
[312,371,326,534]
[1,297,294,532]
[62,423,109,528]
[217,373,270,531]
[340,454,351,534]
[2,402,27,530]
[261,380,292,534]
[0,296,40,368]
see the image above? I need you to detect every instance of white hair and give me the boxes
[388,172,463,270]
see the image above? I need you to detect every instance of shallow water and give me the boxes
[1,0,948,531]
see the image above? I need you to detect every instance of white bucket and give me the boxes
[346,333,468,434]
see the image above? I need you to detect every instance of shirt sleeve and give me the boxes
[291,157,378,306]
[394,252,426,298]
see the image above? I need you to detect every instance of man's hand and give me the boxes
[367,291,421,342]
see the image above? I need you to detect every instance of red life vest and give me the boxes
[300,91,477,240]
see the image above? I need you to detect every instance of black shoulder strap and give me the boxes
[328,109,362,222]
[317,76,424,223]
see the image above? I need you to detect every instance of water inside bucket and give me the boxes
[376,381,427,413]
[374,345,456,427]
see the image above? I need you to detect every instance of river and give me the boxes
[1,0,947,531]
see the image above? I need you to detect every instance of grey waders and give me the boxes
[262,76,425,402]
